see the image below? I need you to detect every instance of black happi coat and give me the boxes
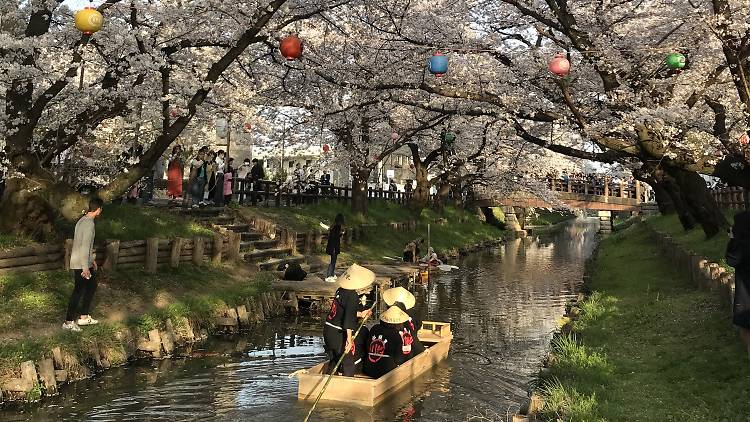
[323,287,367,375]
[363,323,410,379]
[727,212,750,328]
[402,315,426,359]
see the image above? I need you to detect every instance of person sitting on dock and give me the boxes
[323,264,375,376]
[402,238,424,263]
[420,247,443,266]
[364,305,412,378]
[382,286,425,359]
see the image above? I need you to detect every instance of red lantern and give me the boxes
[373,154,380,162]
[549,53,570,77]
[243,122,252,132]
[280,35,303,60]
[740,133,749,146]
[170,109,180,118]
[323,144,330,153]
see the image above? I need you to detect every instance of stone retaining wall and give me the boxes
[0,291,286,405]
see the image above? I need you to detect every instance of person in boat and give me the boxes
[420,247,443,266]
[382,286,425,359]
[323,263,375,376]
[363,305,412,379]
[402,238,424,263]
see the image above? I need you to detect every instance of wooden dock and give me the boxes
[271,263,420,310]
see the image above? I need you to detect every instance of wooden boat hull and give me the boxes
[297,321,452,407]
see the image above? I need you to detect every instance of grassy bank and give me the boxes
[528,209,576,226]
[540,224,750,421]
[645,212,735,267]
[240,201,504,264]
[0,264,271,378]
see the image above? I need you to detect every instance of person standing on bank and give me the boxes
[63,198,104,332]
[325,213,345,282]
[727,211,750,355]
[323,264,375,376]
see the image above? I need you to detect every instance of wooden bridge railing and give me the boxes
[712,187,749,210]
[545,177,645,201]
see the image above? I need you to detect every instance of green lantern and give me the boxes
[441,130,456,144]
[665,53,686,70]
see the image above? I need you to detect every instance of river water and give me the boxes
[5,218,598,422]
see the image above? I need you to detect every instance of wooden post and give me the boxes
[103,239,120,272]
[192,237,204,265]
[603,177,609,197]
[64,239,73,270]
[635,181,643,203]
[146,237,159,273]
[170,237,184,269]
[212,234,223,264]
[228,232,241,262]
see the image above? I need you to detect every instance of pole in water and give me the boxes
[303,303,375,422]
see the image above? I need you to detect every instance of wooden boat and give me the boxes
[296,321,452,407]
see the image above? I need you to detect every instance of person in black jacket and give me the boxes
[364,305,412,378]
[382,286,425,360]
[325,213,344,280]
[727,211,750,354]
[323,264,374,376]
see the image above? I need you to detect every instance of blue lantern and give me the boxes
[429,52,449,77]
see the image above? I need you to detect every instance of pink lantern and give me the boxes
[243,122,252,132]
[740,133,749,145]
[391,132,399,141]
[373,154,380,162]
[549,53,571,77]
[170,109,180,118]
[323,143,330,153]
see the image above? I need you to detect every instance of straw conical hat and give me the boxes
[338,263,375,290]
[380,305,410,324]
[382,286,416,310]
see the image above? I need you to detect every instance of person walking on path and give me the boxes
[325,213,345,281]
[63,198,103,332]
[166,145,184,201]
[727,211,750,355]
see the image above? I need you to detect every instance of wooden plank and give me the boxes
[0,253,63,269]
[0,261,63,274]
[0,244,63,259]
[118,246,146,257]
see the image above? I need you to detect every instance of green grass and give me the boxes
[241,201,504,263]
[540,224,750,421]
[0,265,270,376]
[645,211,738,268]
[94,204,213,241]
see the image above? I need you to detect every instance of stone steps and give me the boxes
[244,247,293,261]
[256,255,305,271]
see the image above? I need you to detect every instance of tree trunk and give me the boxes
[350,168,371,216]
[409,163,430,214]
[651,182,676,215]
[0,169,89,241]
[668,167,728,238]
[434,181,451,213]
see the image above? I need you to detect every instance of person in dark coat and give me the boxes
[727,211,750,354]
[382,286,425,359]
[363,305,412,379]
[325,213,344,280]
[323,264,375,376]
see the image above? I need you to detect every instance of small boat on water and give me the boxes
[296,321,452,407]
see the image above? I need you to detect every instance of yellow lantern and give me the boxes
[75,7,103,35]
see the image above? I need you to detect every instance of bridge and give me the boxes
[475,178,646,212]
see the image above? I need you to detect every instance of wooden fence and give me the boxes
[712,187,749,210]
[235,179,430,207]
[0,233,241,275]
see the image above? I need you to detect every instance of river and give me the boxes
[4,218,598,422]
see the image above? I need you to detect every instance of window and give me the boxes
[306,159,312,166]
[288,161,295,169]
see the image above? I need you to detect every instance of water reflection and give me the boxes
[5,218,598,422]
